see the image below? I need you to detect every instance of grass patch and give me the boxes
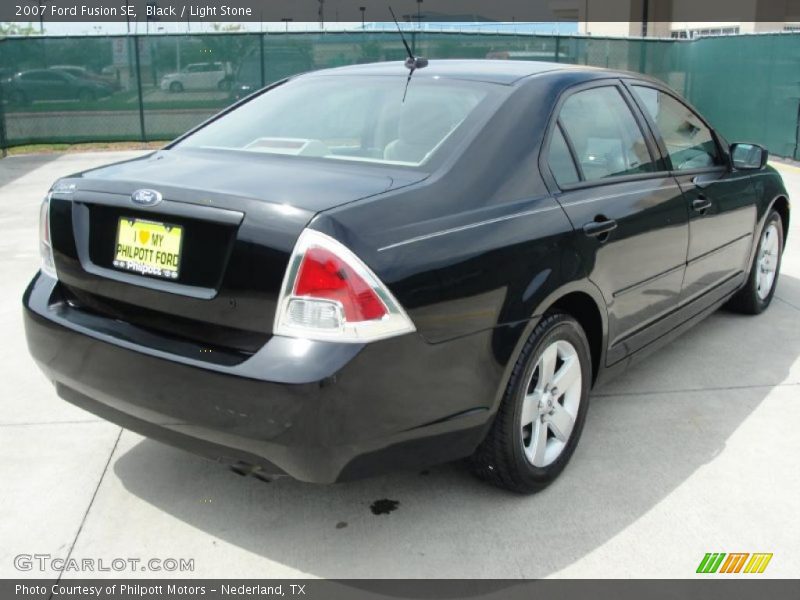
[6,141,169,155]
[3,90,228,114]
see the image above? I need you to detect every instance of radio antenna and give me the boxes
[389,6,428,102]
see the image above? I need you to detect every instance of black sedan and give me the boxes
[24,60,790,493]
[5,68,114,105]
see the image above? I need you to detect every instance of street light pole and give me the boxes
[37,0,47,34]
[360,6,366,29]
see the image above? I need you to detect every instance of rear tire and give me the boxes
[469,312,592,493]
[727,209,784,314]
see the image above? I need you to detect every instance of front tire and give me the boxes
[469,312,592,493]
[727,209,784,314]
[169,81,184,93]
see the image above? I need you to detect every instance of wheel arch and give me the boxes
[546,290,605,385]
[496,280,608,400]
[770,195,790,245]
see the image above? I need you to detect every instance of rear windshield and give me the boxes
[175,75,493,167]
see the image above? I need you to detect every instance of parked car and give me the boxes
[5,69,114,105]
[24,60,790,493]
[228,48,313,101]
[160,62,233,93]
[49,65,122,91]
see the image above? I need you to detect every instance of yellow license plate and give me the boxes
[114,217,183,280]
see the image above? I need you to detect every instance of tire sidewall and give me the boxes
[506,317,592,487]
[750,211,784,312]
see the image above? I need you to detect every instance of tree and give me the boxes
[0,23,39,36]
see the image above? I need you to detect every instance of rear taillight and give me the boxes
[39,196,57,279]
[274,230,415,343]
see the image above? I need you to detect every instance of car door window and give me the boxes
[631,86,722,171]
[559,86,656,181]
[547,125,580,186]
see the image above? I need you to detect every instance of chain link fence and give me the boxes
[0,31,798,159]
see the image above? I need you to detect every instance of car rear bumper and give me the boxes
[23,273,499,483]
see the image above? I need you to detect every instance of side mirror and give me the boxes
[731,143,768,170]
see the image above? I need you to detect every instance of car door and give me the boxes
[183,65,202,90]
[19,71,48,100]
[194,64,211,89]
[202,64,221,89]
[627,84,757,304]
[46,71,73,100]
[543,81,690,365]
[208,63,225,88]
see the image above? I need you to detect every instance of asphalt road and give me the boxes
[1,152,798,579]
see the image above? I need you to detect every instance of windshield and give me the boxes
[175,75,493,167]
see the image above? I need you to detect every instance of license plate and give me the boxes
[114,217,183,280]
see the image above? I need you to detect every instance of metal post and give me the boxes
[259,33,266,88]
[133,36,147,143]
[0,77,8,158]
[554,36,561,62]
[641,0,649,38]
[794,101,800,161]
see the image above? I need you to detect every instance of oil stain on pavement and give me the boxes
[370,499,399,515]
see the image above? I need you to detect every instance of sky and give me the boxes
[3,20,579,36]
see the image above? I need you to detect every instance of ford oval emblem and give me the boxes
[131,189,162,206]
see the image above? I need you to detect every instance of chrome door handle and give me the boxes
[582,219,618,237]
[692,197,712,212]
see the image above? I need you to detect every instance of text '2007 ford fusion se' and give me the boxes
[24,59,789,493]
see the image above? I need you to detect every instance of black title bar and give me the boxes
[5,579,800,600]
[2,0,800,24]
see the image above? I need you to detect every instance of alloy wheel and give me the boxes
[520,339,583,467]
[756,223,780,300]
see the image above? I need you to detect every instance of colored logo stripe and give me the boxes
[719,553,749,573]
[697,553,726,573]
[697,552,773,574]
[744,553,773,574]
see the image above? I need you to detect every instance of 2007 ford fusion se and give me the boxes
[24,60,789,493]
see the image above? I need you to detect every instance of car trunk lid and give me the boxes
[48,149,425,359]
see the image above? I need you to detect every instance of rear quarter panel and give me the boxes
[312,75,588,346]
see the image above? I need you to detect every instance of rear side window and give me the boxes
[559,86,656,181]
[631,86,722,171]
[548,125,580,186]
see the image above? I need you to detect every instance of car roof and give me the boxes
[304,59,643,86]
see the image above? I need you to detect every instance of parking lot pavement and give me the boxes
[1,152,799,579]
